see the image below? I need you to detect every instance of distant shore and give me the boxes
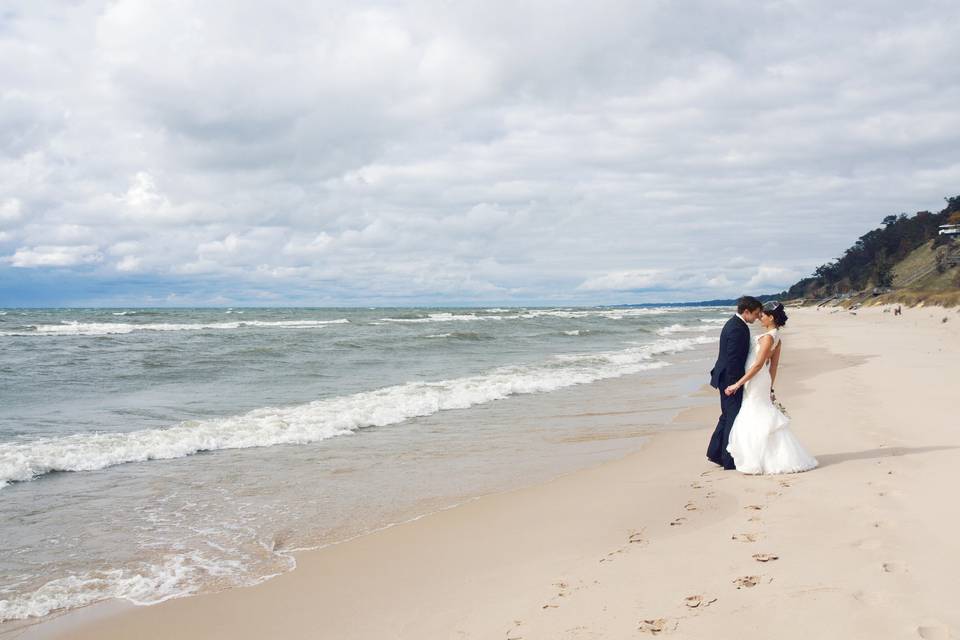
[12,305,960,640]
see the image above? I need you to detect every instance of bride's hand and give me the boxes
[724,384,738,396]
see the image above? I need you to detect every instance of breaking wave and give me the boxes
[0,319,350,337]
[0,335,716,490]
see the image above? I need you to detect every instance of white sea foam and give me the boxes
[376,308,678,324]
[0,335,716,490]
[503,308,674,320]
[0,319,350,337]
[657,323,720,336]
[0,556,197,620]
[0,548,291,621]
[380,313,489,323]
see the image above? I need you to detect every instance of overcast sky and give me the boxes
[1,0,958,306]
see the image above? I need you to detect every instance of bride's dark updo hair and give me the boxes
[762,301,788,327]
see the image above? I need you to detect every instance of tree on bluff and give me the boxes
[789,196,958,297]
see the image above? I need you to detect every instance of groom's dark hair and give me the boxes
[736,295,763,313]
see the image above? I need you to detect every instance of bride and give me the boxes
[724,301,818,475]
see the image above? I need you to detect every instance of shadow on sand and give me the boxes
[815,445,960,468]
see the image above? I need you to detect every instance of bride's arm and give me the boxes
[769,341,782,389]
[724,335,774,396]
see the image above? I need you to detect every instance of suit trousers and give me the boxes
[706,384,743,470]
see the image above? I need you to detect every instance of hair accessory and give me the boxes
[762,300,782,312]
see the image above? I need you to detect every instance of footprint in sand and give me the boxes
[881,562,904,573]
[684,502,697,511]
[752,553,778,562]
[628,530,647,544]
[670,517,686,526]
[560,625,598,639]
[732,533,758,543]
[744,504,764,511]
[733,575,760,589]
[599,548,624,563]
[684,595,717,609]
[917,623,951,639]
[690,482,703,489]
[638,618,676,635]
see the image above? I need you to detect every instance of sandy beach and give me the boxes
[11,305,960,640]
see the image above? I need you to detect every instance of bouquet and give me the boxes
[771,390,789,417]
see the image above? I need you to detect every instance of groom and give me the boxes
[707,295,763,470]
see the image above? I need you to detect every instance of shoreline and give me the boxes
[8,406,720,640]
[10,306,960,639]
[1,337,720,637]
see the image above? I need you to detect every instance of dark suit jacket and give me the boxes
[709,315,750,389]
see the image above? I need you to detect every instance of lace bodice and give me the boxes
[757,329,780,347]
[747,329,780,369]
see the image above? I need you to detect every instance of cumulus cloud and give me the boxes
[1,0,959,305]
[115,255,141,272]
[746,265,804,290]
[7,245,104,268]
[578,270,665,291]
[0,198,22,224]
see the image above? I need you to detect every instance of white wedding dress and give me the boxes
[726,329,818,475]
